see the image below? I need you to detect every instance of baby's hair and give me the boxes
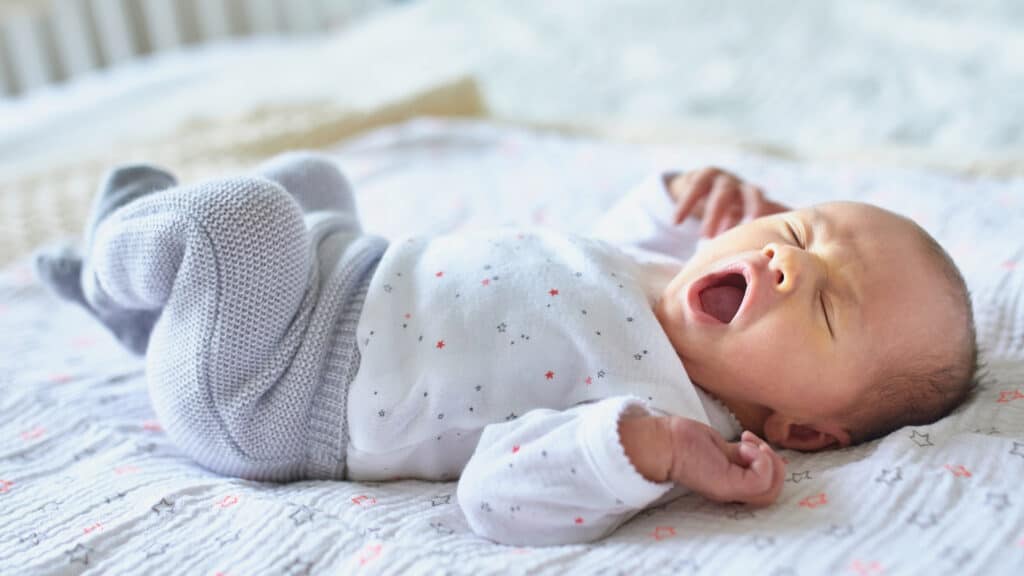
[851,225,980,444]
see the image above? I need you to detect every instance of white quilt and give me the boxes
[1,119,1022,575]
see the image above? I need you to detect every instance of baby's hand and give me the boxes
[667,418,785,507]
[667,167,789,238]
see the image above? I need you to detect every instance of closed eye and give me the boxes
[786,221,804,249]
[820,292,834,337]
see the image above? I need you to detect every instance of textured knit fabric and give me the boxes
[345,173,742,545]
[77,154,385,481]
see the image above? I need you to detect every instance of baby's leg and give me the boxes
[34,165,177,354]
[86,177,350,481]
[256,151,360,226]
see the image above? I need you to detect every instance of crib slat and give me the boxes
[4,12,52,93]
[51,0,99,77]
[196,0,232,41]
[244,0,279,35]
[281,0,322,34]
[90,0,137,64]
[140,0,180,52]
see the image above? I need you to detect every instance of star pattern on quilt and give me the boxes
[430,521,455,536]
[825,524,854,539]
[875,467,902,486]
[907,511,940,529]
[65,543,92,565]
[799,493,828,509]
[19,531,41,547]
[104,491,127,504]
[985,492,1010,511]
[651,526,676,541]
[283,558,313,576]
[430,494,452,507]
[288,505,315,526]
[151,497,175,515]
[909,430,934,447]
[726,507,755,520]
[939,546,973,569]
[786,471,812,483]
[215,530,241,546]
[1010,442,1024,458]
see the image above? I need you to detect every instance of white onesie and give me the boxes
[345,173,742,545]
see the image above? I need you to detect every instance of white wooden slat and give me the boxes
[0,33,12,96]
[90,0,137,64]
[281,0,322,34]
[51,0,99,77]
[4,13,52,93]
[140,0,180,51]
[244,0,279,35]
[196,0,232,41]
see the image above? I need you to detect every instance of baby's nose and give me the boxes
[763,243,796,291]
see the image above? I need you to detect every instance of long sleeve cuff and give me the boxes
[580,396,674,509]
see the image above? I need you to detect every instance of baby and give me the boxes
[33,153,978,546]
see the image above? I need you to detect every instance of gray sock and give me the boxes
[33,164,177,355]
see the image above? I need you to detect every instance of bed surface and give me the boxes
[2,119,1023,575]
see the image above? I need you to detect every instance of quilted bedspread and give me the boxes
[2,119,1023,575]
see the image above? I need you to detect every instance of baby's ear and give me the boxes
[763,414,852,452]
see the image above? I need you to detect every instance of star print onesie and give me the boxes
[35,153,739,548]
[348,172,741,545]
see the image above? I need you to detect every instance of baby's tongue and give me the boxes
[699,285,744,323]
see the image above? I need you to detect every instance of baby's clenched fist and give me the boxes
[666,418,785,507]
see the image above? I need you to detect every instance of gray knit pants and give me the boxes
[71,153,385,481]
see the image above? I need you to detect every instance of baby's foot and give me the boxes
[256,151,356,215]
[33,165,175,355]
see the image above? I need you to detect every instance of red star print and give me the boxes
[574,517,584,525]
[585,376,592,385]
[142,420,163,431]
[435,271,444,278]
[216,495,239,508]
[549,289,559,296]
[358,543,383,566]
[850,560,883,575]
[512,445,520,454]
[651,526,676,541]
[404,313,411,319]
[481,278,490,286]
[436,340,445,349]
[351,495,377,506]
[1003,260,1018,270]
[49,373,71,384]
[799,493,828,509]
[72,335,98,349]
[83,522,103,534]
[20,426,45,441]
[944,464,972,478]
[114,465,140,475]
[0,479,13,493]
[997,389,1024,403]
[545,371,555,380]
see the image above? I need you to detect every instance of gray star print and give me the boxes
[909,430,934,447]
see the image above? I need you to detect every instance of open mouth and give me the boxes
[697,273,748,324]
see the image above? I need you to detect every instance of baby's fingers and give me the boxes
[672,168,722,225]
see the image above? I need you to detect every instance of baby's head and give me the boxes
[654,201,978,450]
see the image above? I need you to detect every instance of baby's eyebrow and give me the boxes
[809,208,862,309]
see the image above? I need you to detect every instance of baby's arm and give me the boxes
[457,397,785,546]
[457,396,674,546]
[592,167,788,260]
[620,414,785,507]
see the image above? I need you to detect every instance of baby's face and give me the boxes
[654,202,961,448]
